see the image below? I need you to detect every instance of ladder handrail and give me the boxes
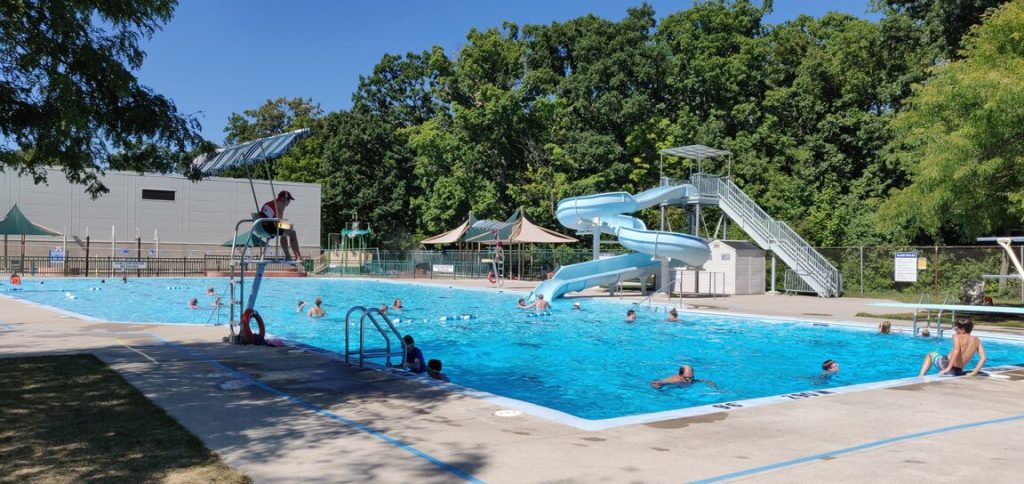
[344,305,406,368]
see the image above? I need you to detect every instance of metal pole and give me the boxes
[771,253,776,292]
[860,246,864,294]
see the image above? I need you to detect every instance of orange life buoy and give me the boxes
[487,271,497,284]
[9,274,20,285]
[240,309,266,344]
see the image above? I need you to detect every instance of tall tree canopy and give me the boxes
[0,0,207,196]
[881,0,1024,242]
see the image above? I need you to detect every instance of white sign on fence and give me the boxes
[432,264,454,274]
[113,260,147,270]
[894,251,918,282]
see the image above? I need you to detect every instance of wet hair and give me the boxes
[428,359,443,372]
[821,359,837,371]
[626,309,636,317]
[403,334,414,345]
[879,321,892,334]
[920,327,931,337]
[188,297,198,306]
[955,319,974,333]
[669,308,678,315]
[314,297,322,306]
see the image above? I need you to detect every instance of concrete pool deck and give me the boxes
[3,280,1024,482]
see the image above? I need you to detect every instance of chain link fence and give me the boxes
[814,246,1024,301]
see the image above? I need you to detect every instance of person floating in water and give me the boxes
[625,309,637,322]
[517,298,528,309]
[188,297,199,309]
[403,335,426,373]
[666,308,679,322]
[307,297,326,318]
[427,358,449,382]
[822,359,840,373]
[651,365,717,389]
[121,276,127,283]
[572,302,581,310]
[297,300,305,313]
[392,298,403,310]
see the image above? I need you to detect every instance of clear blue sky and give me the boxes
[136,1,880,144]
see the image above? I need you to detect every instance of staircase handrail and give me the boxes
[689,174,842,296]
[344,305,406,368]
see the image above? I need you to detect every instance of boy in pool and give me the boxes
[297,300,305,313]
[822,359,840,373]
[427,359,449,382]
[625,309,637,322]
[666,308,679,322]
[651,365,716,389]
[403,335,426,373]
[188,297,199,309]
[307,297,326,318]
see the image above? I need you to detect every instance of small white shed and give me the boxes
[703,239,766,295]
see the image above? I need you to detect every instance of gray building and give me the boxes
[0,167,321,257]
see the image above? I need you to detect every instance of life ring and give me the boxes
[487,271,497,284]
[240,309,266,344]
[9,274,21,285]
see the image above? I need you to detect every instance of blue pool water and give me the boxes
[6,277,1024,420]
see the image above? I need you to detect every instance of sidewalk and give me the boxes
[3,284,1024,483]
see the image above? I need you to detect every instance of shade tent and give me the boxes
[0,204,63,261]
[462,208,577,245]
[420,213,479,245]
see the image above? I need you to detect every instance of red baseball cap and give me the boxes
[278,190,295,201]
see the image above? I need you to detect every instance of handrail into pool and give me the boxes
[344,305,406,368]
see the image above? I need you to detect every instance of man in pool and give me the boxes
[651,365,716,389]
[919,319,987,377]
[822,359,840,373]
[307,297,326,318]
[403,335,426,373]
[520,295,550,311]
[625,309,637,322]
[427,358,449,382]
[666,308,679,322]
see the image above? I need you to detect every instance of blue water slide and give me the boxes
[534,184,710,301]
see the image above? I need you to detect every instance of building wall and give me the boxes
[0,168,321,256]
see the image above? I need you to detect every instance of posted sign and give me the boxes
[894,251,918,282]
[432,264,454,274]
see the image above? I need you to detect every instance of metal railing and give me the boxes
[691,174,842,297]
[344,306,405,368]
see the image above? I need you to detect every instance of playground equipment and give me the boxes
[324,223,376,275]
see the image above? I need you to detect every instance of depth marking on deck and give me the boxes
[146,333,484,484]
[689,413,1024,483]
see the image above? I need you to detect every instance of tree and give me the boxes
[880,0,1024,242]
[223,97,323,145]
[875,0,1009,59]
[0,0,207,197]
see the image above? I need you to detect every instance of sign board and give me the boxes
[917,257,928,270]
[432,264,454,274]
[894,251,918,282]
[48,248,64,264]
[113,260,147,270]
[119,248,130,256]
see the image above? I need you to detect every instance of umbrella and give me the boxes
[0,204,63,262]
[222,229,267,248]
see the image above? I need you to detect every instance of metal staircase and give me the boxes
[690,174,843,297]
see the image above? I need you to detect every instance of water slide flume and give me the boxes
[531,185,711,301]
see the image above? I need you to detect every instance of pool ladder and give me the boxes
[343,306,407,368]
[911,292,956,337]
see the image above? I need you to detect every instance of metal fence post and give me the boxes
[859,245,864,295]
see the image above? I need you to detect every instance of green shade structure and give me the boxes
[0,204,63,261]
[222,229,267,248]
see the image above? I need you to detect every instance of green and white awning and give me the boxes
[193,128,311,174]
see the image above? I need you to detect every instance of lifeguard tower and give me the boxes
[191,128,310,344]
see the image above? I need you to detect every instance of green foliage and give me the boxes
[882,0,1024,243]
[0,0,207,197]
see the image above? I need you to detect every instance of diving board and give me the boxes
[976,237,1024,281]
[866,302,1024,315]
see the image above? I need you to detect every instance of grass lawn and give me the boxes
[0,354,249,483]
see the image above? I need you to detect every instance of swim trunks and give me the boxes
[929,351,950,371]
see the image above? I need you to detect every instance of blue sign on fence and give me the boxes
[48,248,64,264]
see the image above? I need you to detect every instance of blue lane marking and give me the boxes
[690,413,1024,483]
[147,334,483,484]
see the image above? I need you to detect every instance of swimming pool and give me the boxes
[6,277,1024,421]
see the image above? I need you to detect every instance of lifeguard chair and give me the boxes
[192,128,310,343]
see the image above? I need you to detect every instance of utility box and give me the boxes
[702,239,766,295]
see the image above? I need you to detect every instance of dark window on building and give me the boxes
[141,189,175,201]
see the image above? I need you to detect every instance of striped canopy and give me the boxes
[192,128,311,174]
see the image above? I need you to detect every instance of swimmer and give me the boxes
[307,297,326,318]
[100,279,106,283]
[919,327,931,337]
[427,358,450,382]
[878,320,893,334]
[822,359,840,373]
[572,302,581,310]
[297,300,305,313]
[379,304,388,315]
[188,297,199,309]
[206,287,216,296]
[392,298,403,310]
[651,364,716,389]
[517,298,528,309]
[121,276,127,283]
[625,309,637,322]
[666,308,679,322]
